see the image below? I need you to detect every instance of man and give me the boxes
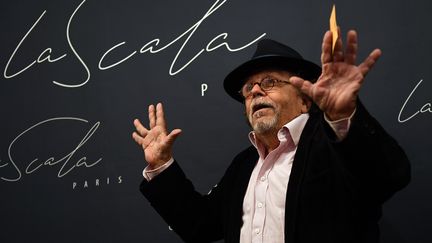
[132,30,410,243]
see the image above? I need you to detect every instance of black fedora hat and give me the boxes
[223,39,321,102]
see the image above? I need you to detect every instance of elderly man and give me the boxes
[132,30,410,243]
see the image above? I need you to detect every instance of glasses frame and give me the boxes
[239,77,290,99]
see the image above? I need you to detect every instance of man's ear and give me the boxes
[301,95,312,113]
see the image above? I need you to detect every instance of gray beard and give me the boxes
[251,113,279,135]
[247,98,279,134]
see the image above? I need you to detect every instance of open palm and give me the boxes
[132,103,182,169]
[290,30,382,120]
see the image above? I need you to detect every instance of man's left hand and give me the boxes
[290,30,382,120]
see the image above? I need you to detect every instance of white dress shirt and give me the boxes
[240,113,308,243]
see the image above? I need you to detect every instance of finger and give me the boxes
[345,30,358,65]
[132,132,144,146]
[148,104,156,129]
[165,129,182,145]
[289,76,305,90]
[321,31,333,64]
[358,48,382,77]
[289,76,314,99]
[134,118,149,137]
[333,27,344,62]
[156,103,167,129]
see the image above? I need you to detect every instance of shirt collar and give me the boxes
[248,113,310,148]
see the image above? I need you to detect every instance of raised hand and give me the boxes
[132,103,182,169]
[290,30,382,120]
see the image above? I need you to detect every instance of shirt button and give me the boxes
[260,176,266,182]
[255,228,260,234]
[257,202,263,208]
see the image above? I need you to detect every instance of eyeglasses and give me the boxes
[239,77,290,99]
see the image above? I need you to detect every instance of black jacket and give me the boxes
[140,103,410,243]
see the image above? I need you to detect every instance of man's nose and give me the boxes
[250,83,266,97]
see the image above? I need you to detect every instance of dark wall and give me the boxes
[1,0,430,242]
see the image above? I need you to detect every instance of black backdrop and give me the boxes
[1,0,431,242]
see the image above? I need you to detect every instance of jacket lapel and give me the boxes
[284,112,321,243]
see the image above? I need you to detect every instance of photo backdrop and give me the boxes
[1,0,431,242]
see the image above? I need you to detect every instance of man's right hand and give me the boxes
[132,103,182,169]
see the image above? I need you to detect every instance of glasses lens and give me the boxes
[241,83,252,97]
[261,78,275,91]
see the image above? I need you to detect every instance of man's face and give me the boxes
[243,69,310,135]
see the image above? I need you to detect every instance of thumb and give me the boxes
[289,76,314,98]
[165,129,182,145]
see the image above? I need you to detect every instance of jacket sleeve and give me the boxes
[324,101,411,203]
[140,161,225,243]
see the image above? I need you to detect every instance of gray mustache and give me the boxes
[251,99,275,113]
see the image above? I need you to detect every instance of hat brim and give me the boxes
[223,55,321,102]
